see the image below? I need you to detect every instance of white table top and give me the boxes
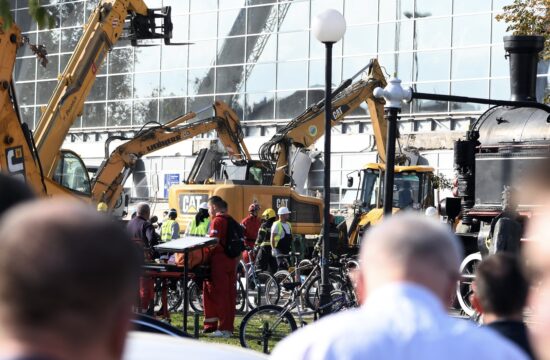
[154,236,218,253]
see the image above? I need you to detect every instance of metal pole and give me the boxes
[383,108,399,215]
[319,41,334,317]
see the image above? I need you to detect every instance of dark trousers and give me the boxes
[255,246,278,274]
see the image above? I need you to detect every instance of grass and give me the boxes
[169,312,246,347]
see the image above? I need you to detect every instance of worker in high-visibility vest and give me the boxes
[160,208,180,242]
[185,202,210,236]
[270,207,293,271]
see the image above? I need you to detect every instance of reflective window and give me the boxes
[15,82,35,106]
[492,15,511,43]
[416,0,451,17]
[60,1,84,27]
[342,56,373,79]
[169,15,190,43]
[277,61,307,90]
[217,37,246,65]
[311,0,343,17]
[245,92,274,120]
[36,80,57,104]
[453,14,491,47]
[53,151,91,195]
[415,18,451,49]
[191,0,218,12]
[247,34,277,63]
[345,0,378,25]
[187,96,215,120]
[450,80,489,111]
[61,28,82,53]
[188,68,214,95]
[245,62,276,93]
[247,6,274,35]
[415,50,450,82]
[163,0,188,14]
[161,70,187,97]
[18,33,37,57]
[378,21,413,53]
[216,65,245,93]
[82,102,106,128]
[377,52,413,82]
[189,12,218,40]
[19,107,35,128]
[414,82,449,113]
[219,0,245,10]
[276,90,307,119]
[16,8,36,32]
[134,72,159,98]
[216,94,245,120]
[219,9,246,37]
[133,99,159,125]
[107,101,132,126]
[134,46,161,72]
[451,47,490,80]
[188,40,217,67]
[159,98,186,123]
[109,48,134,74]
[344,25,377,55]
[454,0,492,14]
[14,58,36,81]
[38,30,60,55]
[161,45,188,71]
[88,76,107,101]
[278,32,309,61]
[309,58,342,88]
[310,33,342,59]
[108,75,133,100]
[379,0,413,21]
[490,78,510,100]
[491,46,509,78]
[279,2,309,32]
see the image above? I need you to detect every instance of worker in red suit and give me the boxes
[241,203,261,264]
[202,196,239,338]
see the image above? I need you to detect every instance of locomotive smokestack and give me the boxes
[503,35,544,102]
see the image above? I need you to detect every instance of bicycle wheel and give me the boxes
[246,271,280,309]
[236,278,247,313]
[239,305,297,354]
[188,280,203,313]
[303,274,345,311]
[167,279,183,312]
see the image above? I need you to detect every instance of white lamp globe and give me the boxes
[312,9,347,43]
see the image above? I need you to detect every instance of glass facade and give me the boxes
[12,0,549,131]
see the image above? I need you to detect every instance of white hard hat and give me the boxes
[199,202,209,210]
[425,206,438,217]
[277,207,291,215]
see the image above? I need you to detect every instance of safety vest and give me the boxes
[273,221,292,248]
[188,218,210,236]
[161,219,177,242]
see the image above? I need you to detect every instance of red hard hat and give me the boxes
[249,203,259,212]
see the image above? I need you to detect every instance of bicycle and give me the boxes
[239,247,280,309]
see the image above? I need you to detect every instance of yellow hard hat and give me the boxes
[97,202,108,212]
[262,208,276,220]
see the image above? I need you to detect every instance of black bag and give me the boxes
[224,216,245,258]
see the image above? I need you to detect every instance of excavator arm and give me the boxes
[91,101,249,209]
[33,0,174,178]
[260,58,388,186]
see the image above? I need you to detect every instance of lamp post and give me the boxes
[312,9,346,317]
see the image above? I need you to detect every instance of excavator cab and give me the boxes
[52,150,92,196]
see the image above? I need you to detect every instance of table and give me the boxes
[154,236,218,333]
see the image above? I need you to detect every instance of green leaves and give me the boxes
[0,0,14,29]
[0,0,55,30]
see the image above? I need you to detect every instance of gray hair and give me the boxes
[361,213,463,276]
[136,202,150,217]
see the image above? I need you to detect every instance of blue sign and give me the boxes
[164,173,180,198]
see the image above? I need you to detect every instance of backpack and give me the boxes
[224,216,245,258]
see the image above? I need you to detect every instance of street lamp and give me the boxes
[312,8,346,317]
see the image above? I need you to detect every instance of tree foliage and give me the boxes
[0,0,55,29]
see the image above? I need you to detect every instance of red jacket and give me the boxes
[208,213,238,269]
[241,214,261,244]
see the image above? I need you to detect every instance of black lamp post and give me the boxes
[312,9,346,317]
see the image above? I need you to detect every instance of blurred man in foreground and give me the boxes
[272,213,528,360]
[0,199,141,360]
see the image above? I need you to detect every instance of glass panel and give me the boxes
[216,65,245,93]
[188,40,217,67]
[491,15,511,44]
[159,98,186,123]
[53,152,91,195]
[416,0,451,17]
[109,48,134,74]
[220,0,245,10]
[378,21,413,53]
[219,9,245,37]
[490,78,510,101]
[108,75,133,100]
[454,0,491,14]
[188,68,214,95]
[164,0,189,14]
[377,52,413,83]
[189,11,218,40]
[491,45,508,78]
[342,56,373,79]
[160,70,187,97]
[278,2,309,32]
[133,99,159,125]
[451,47,490,80]
[310,32,342,59]
[308,58,342,88]
[82,102,106,128]
[379,0,413,21]
[344,25,377,55]
[311,0,343,16]
[344,0,378,25]
[14,58,36,81]
[18,33,37,57]
[134,46,161,72]
[450,80,489,112]
[16,8,36,32]
[278,31,309,61]
[38,30,60,55]
[19,107,35,129]
[245,92,274,120]
[191,0,218,12]
[161,45,187,70]
[415,17,451,50]
[216,94,245,120]
[452,14,491,47]
[15,82,35,106]
[415,50,450,82]
[247,35,277,63]
[36,80,57,104]
[414,82,449,113]
[60,1,84,27]
[170,15,189,43]
[276,90,307,119]
[217,37,246,65]
[536,75,548,103]
[277,61,307,90]
[38,52,58,80]
[245,62,276,93]
[61,28,82,53]
[88,76,107,101]
[247,6,273,35]
[133,72,159,98]
[187,96,215,120]
[107,101,132,126]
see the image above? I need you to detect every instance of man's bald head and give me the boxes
[0,199,141,353]
[359,214,462,304]
[136,202,150,219]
